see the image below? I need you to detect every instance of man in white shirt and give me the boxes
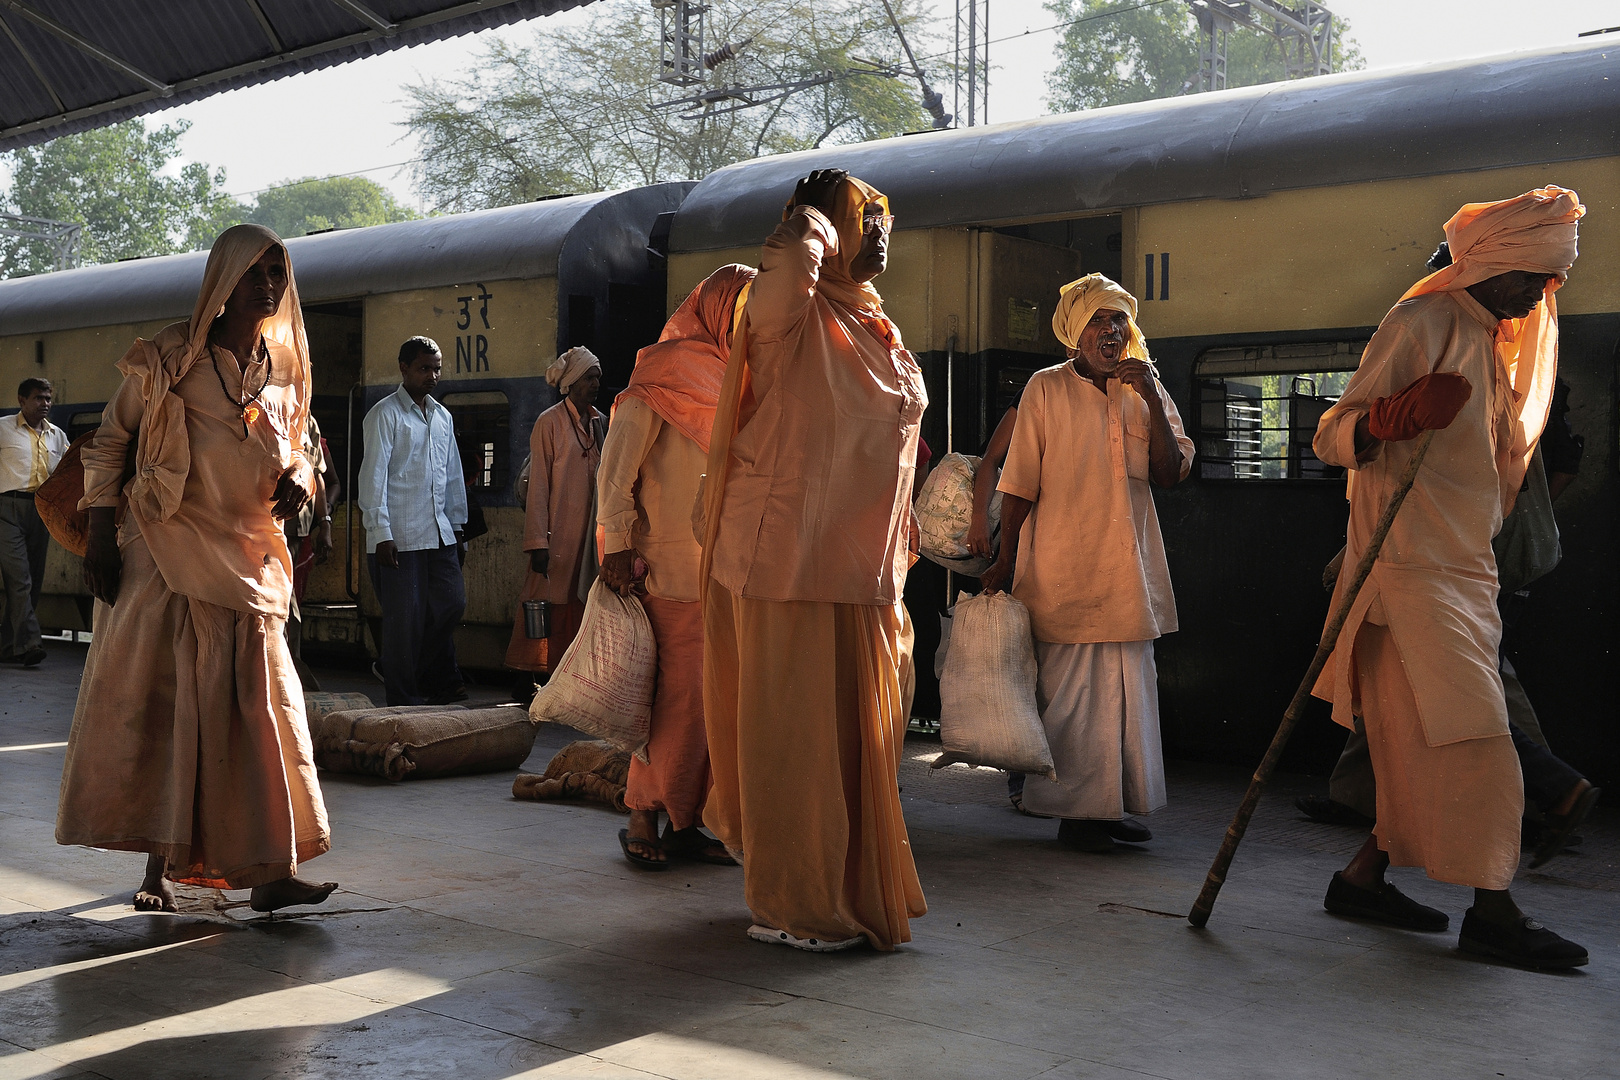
[1,378,69,667]
[358,338,469,705]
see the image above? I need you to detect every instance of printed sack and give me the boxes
[914,452,1000,576]
[934,591,1055,779]
[529,579,656,761]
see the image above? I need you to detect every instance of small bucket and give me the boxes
[523,599,550,640]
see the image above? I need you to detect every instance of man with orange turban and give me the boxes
[1311,186,1588,970]
[702,168,927,952]
[982,274,1194,853]
[599,264,754,869]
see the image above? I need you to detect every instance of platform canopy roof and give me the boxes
[0,0,597,152]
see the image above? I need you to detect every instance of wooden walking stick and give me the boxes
[1188,428,1436,929]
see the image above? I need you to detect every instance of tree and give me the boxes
[1044,0,1364,113]
[401,0,937,212]
[245,175,418,239]
[1,119,243,278]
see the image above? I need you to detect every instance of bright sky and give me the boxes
[107,0,1620,209]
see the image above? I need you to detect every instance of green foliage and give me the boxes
[0,119,243,278]
[245,175,418,239]
[402,0,937,212]
[1044,0,1365,113]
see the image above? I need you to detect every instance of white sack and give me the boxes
[914,452,1000,576]
[530,579,656,761]
[935,591,1055,779]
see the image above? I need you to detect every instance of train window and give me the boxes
[1193,342,1365,481]
[440,390,511,493]
[68,411,104,441]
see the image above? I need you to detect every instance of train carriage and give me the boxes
[0,182,691,667]
[664,41,1618,786]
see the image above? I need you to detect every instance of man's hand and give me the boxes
[83,508,122,606]
[1116,359,1162,407]
[965,511,994,560]
[314,520,334,564]
[376,539,399,569]
[530,549,549,576]
[270,459,315,521]
[599,549,641,594]
[791,168,849,215]
[980,555,1013,595]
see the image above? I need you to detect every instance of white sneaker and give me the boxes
[746,924,865,952]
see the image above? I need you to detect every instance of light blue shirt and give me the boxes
[359,386,468,553]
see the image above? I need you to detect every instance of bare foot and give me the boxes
[249,876,339,912]
[134,853,177,913]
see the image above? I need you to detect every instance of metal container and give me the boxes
[522,600,550,640]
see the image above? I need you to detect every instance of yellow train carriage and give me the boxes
[664,41,1619,786]
[0,183,691,668]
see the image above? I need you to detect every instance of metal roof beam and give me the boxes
[243,0,285,53]
[328,0,397,35]
[0,0,172,96]
[0,9,65,111]
[0,0,542,147]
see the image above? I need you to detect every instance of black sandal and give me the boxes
[663,826,738,866]
[618,828,670,871]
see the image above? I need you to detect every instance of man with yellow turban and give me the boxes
[702,168,927,951]
[982,274,1194,853]
[1310,187,1588,970]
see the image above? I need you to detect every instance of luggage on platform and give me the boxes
[934,591,1055,779]
[312,704,538,781]
[528,579,656,761]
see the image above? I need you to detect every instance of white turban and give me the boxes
[545,345,601,392]
[1051,273,1149,361]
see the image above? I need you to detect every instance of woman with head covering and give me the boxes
[56,224,336,914]
[506,346,605,678]
[599,263,755,869]
[701,168,928,952]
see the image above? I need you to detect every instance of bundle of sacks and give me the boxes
[914,452,1001,576]
[310,703,539,782]
[513,739,631,812]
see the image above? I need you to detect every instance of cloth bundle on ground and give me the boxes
[528,579,656,760]
[914,452,1001,575]
[303,691,375,723]
[934,591,1055,778]
[512,739,631,812]
[312,704,538,781]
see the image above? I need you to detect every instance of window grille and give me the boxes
[440,390,510,493]
[1194,342,1365,481]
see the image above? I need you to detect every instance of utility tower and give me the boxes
[954,0,989,126]
[0,214,83,273]
[1189,0,1335,93]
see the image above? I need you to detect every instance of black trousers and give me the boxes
[368,544,466,705]
[0,494,47,656]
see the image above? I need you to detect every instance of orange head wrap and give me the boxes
[782,174,889,314]
[1401,186,1584,512]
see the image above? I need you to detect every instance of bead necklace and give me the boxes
[211,338,272,439]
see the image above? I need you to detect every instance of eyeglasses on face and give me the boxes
[861,213,895,235]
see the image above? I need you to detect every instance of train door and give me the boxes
[297,299,368,659]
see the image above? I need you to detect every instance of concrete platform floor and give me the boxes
[1,640,1616,1080]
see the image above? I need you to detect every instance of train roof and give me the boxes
[669,41,1620,253]
[0,182,692,337]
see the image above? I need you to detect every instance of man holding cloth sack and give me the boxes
[982,274,1194,854]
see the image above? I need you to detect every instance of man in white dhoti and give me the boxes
[1310,187,1588,970]
[982,274,1194,853]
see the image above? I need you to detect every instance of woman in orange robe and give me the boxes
[56,225,335,914]
[701,169,927,951]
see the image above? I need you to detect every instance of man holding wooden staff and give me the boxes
[1310,187,1588,970]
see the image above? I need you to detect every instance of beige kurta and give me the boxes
[598,396,705,603]
[57,337,330,888]
[997,363,1193,645]
[523,399,603,602]
[709,207,927,606]
[1312,291,1513,746]
[598,395,712,826]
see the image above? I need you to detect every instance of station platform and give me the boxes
[2,640,1615,1080]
